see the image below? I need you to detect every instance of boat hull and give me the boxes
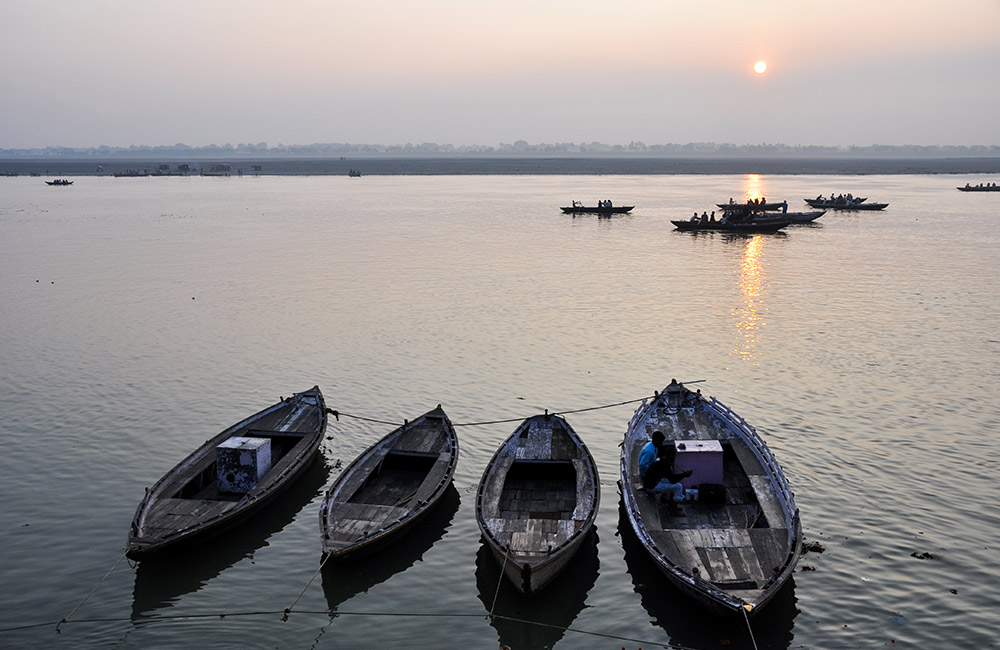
[671,219,790,233]
[319,406,459,560]
[476,413,599,595]
[804,199,888,210]
[127,387,328,559]
[560,205,634,214]
[619,380,801,616]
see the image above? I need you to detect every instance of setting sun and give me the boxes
[754,60,767,74]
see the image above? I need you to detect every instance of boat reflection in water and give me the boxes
[321,484,460,612]
[130,458,330,621]
[475,529,599,650]
[733,235,768,363]
[617,498,798,649]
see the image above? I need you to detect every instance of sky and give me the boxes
[2,0,999,149]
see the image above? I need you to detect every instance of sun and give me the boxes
[754,61,767,74]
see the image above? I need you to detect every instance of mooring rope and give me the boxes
[56,553,128,633]
[282,552,336,622]
[741,605,760,650]
[488,544,513,618]
[332,393,657,431]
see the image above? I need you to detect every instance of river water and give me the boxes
[1,172,997,649]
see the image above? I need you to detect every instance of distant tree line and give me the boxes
[2,141,998,158]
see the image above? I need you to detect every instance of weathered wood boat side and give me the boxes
[619,380,801,616]
[476,412,600,595]
[319,406,459,560]
[127,386,328,560]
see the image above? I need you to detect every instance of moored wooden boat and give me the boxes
[620,379,801,616]
[476,412,599,595]
[560,204,634,214]
[319,406,458,560]
[127,386,328,560]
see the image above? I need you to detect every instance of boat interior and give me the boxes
[347,450,441,507]
[171,429,310,501]
[629,434,791,594]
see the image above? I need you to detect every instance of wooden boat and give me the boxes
[348,169,362,177]
[45,179,73,185]
[476,412,599,595]
[671,218,790,233]
[127,387,328,560]
[620,379,801,616]
[957,183,1000,192]
[560,204,634,214]
[716,201,785,211]
[319,406,459,560]
[783,210,826,223]
[804,198,887,210]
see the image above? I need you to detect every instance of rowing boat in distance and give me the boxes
[783,210,826,223]
[319,406,459,560]
[620,379,801,617]
[476,412,600,595]
[957,183,999,192]
[127,387,328,560]
[560,204,634,214]
[671,218,791,233]
[804,198,888,210]
[45,179,73,186]
[715,200,785,211]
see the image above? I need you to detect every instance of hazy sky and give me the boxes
[2,0,998,149]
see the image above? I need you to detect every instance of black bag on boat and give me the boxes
[698,483,726,504]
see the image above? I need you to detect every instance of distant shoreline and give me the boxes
[3,156,1000,177]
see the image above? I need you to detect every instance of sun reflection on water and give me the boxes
[742,173,768,203]
[732,234,767,363]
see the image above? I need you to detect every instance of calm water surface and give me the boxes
[1,173,998,649]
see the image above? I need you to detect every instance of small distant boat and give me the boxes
[716,201,785,212]
[620,379,801,617]
[804,197,887,210]
[783,210,826,223]
[45,179,73,186]
[671,218,791,233]
[348,169,362,177]
[319,406,459,560]
[127,387,328,560]
[957,183,999,192]
[560,203,634,214]
[476,412,600,595]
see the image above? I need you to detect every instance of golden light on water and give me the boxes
[743,173,768,204]
[732,235,767,363]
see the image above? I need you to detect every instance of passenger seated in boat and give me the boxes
[639,433,692,503]
[643,442,692,510]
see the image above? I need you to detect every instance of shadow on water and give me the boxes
[475,529,600,650]
[617,496,799,650]
[130,456,330,620]
[320,483,461,612]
